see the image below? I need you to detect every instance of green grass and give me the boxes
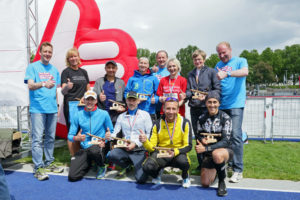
[15,140,300,181]
[16,144,71,167]
[188,140,300,181]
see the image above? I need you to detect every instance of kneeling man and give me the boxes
[139,98,192,188]
[106,91,152,183]
[68,90,114,181]
[195,91,233,196]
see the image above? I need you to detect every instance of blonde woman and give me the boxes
[61,48,90,155]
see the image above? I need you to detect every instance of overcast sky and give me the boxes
[39,0,300,58]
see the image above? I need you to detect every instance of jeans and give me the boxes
[31,113,57,171]
[222,108,244,173]
[0,163,11,200]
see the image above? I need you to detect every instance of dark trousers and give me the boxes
[63,100,71,131]
[190,107,207,169]
[143,151,190,179]
[68,145,106,182]
[108,148,148,183]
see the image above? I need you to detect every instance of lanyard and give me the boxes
[127,110,139,133]
[164,117,177,145]
[168,75,178,94]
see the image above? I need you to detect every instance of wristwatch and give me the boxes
[227,71,231,78]
[42,82,46,87]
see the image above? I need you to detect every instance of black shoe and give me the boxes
[217,180,228,197]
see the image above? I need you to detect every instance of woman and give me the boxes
[61,48,90,155]
[195,91,232,197]
[186,49,220,171]
[157,58,187,116]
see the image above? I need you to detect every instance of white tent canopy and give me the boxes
[0,0,29,106]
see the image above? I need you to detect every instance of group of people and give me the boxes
[22,40,248,197]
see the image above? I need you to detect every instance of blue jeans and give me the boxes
[0,163,11,200]
[222,108,244,173]
[31,113,57,170]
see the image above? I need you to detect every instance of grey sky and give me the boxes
[39,0,300,57]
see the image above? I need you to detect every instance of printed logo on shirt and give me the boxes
[133,82,139,90]
[156,74,162,80]
[39,73,56,83]
[72,75,87,81]
[220,65,232,72]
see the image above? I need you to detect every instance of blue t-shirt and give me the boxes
[24,61,60,113]
[215,57,248,109]
[153,67,170,81]
[103,81,116,111]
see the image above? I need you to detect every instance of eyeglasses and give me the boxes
[165,97,179,102]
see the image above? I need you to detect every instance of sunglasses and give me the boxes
[165,97,179,102]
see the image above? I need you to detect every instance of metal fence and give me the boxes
[271,97,300,140]
[1,97,300,143]
[242,97,266,139]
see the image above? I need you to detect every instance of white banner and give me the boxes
[0,0,29,106]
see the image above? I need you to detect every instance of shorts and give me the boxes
[201,148,233,169]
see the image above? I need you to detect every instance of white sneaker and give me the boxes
[152,176,161,184]
[182,177,191,188]
[229,172,243,183]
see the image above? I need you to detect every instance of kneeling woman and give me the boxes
[195,91,233,197]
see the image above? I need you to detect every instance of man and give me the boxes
[195,91,232,197]
[139,98,192,188]
[152,50,169,80]
[152,50,169,119]
[24,42,63,181]
[105,91,152,183]
[215,41,248,183]
[68,90,114,181]
[93,60,125,125]
[124,57,159,121]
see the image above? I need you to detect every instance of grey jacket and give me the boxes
[186,66,221,108]
[93,75,125,110]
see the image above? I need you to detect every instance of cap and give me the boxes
[105,60,117,67]
[126,91,139,99]
[205,91,220,102]
[84,90,97,99]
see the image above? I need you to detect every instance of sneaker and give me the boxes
[96,166,107,179]
[115,168,127,179]
[217,180,228,196]
[34,168,49,181]
[229,172,243,183]
[182,177,191,188]
[45,163,64,173]
[152,176,161,185]
[107,163,116,171]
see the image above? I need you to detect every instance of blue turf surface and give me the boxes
[5,170,300,200]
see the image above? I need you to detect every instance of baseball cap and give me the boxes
[105,60,117,67]
[84,90,97,99]
[126,91,139,99]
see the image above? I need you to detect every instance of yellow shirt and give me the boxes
[143,114,192,156]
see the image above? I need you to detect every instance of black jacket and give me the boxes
[186,66,221,108]
[197,110,232,151]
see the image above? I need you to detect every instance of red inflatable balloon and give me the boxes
[34,0,138,138]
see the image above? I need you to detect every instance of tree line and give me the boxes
[138,44,300,86]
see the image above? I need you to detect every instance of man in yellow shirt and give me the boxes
[139,97,192,188]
